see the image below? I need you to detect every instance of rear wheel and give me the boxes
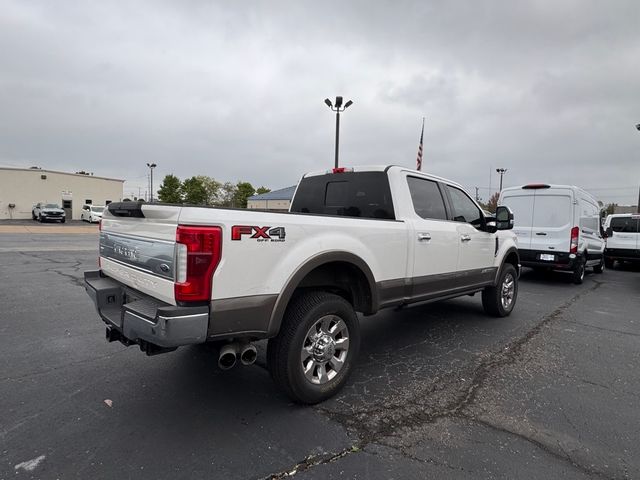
[593,255,604,274]
[482,263,518,317]
[572,255,586,284]
[267,291,360,404]
[604,257,614,269]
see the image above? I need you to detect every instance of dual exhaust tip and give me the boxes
[218,342,257,370]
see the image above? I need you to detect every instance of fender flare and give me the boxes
[266,251,378,337]
[496,246,520,283]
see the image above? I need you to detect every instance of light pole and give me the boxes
[496,168,507,192]
[636,124,640,213]
[324,96,353,169]
[146,163,157,202]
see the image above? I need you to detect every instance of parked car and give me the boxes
[85,165,519,404]
[32,202,66,223]
[603,213,640,268]
[499,184,604,283]
[81,205,105,223]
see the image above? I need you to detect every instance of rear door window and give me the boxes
[532,195,571,228]
[610,217,640,233]
[501,195,534,227]
[407,177,447,220]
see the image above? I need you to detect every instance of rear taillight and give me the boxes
[174,225,222,302]
[570,226,579,254]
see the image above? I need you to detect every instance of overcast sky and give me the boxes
[1,1,639,204]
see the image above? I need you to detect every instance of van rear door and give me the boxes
[529,189,573,254]
[500,192,535,249]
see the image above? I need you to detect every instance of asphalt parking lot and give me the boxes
[1,226,639,479]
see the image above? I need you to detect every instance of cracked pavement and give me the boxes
[1,231,639,479]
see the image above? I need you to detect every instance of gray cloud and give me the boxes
[1,0,638,204]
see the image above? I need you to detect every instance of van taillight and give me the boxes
[175,226,222,302]
[570,226,579,254]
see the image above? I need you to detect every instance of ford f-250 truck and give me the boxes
[85,165,519,404]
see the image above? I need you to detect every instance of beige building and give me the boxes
[0,167,124,220]
[247,186,296,212]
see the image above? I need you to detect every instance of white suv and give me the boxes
[81,205,105,223]
[604,214,640,268]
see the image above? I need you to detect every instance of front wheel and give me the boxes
[482,263,518,317]
[267,291,360,404]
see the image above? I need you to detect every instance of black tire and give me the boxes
[572,255,586,284]
[482,263,518,317]
[267,291,360,404]
[32,212,37,220]
[61,218,65,223]
[593,255,604,274]
[38,215,43,223]
[604,257,614,269]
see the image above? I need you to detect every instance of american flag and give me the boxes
[416,117,424,171]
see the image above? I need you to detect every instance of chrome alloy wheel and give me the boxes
[501,272,515,310]
[301,315,350,385]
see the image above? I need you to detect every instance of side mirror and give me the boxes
[484,214,497,233]
[495,205,514,230]
[605,227,613,237]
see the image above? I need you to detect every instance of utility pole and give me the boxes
[636,123,640,213]
[324,96,353,169]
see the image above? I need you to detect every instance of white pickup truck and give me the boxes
[85,165,519,403]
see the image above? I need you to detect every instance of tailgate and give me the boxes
[100,202,183,305]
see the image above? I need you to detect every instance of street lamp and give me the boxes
[324,96,353,169]
[496,168,507,192]
[146,163,157,202]
[636,124,640,212]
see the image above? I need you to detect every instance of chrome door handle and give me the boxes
[418,233,432,241]
[460,234,471,242]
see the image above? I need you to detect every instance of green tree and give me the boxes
[483,192,499,213]
[158,174,183,203]
[256,186,271,195]
[216,182,237,207]
[181,176,208,205]
[233,181,256,208]
[197,176,222,206]
[604,203,617,216]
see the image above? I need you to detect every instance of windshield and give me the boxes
[91,206,104,213]
[44,204,60,209]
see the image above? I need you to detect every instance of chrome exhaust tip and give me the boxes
[218,343,238,370]
[240,344,257,366]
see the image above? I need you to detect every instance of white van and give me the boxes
[603,213,640,267]
[499,184,605,283]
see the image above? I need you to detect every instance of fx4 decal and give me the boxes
[231,226,286,242]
